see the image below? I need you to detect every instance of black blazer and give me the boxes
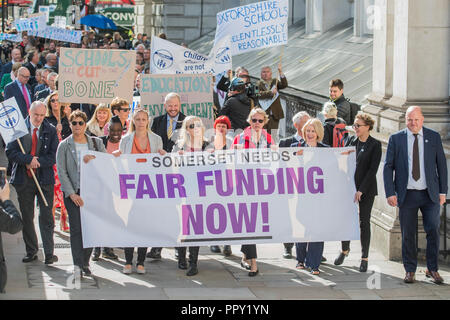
[3,81,35,119]
[279,135,303,148]
[151,112,186,152]
[347,135,382,197]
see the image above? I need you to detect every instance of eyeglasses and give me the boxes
[71,121,85,126]
[352,124,368,129]
[251,119,264,124]
[120,108,131,112]
[188,123,202,129]
[19,74,30,79]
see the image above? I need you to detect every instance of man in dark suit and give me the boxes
[33,68,50,96]
[5,101,59,265]
[23,50,40,89]
[384,106,447,284]
[4,67,34,119]
[149,92,186,259]
[0,48,22,81]
[35,72,57,101]
[278,111,310,258]
[329,79,352,125]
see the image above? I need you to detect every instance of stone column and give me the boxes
[362,0,450,261]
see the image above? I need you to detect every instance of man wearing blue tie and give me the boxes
[384,106,447,284]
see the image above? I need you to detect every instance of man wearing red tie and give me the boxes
[5,101,59,265]
[4,67,34,119]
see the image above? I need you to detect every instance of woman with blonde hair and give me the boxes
[232,107,275,276]
[294,118,328,275]
[86,104,112,137]
[113,107,165,274]
[172,116,209,276]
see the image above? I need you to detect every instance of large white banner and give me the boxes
[80,148,359,247]
[29,26,82,44]
[14,14,47,33]
[215,0,289,56]
[150,36,232,75]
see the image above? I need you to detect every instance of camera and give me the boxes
[245,82,259,99]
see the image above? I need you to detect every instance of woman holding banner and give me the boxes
[45,91,71,232]
[294,118,328,276]
[173,116,209,276]
[56,110,107,277]
[232,108,275,277]
[113,108,164,275]
[86,104,112,137]
[333,113,381,272]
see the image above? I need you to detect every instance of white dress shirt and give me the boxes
[406,128,426,190]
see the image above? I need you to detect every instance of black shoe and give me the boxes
[359,260,368,272]
[210,245,221,253]
[82,267,92,276]
[334,251,349,266]
[283,247,293,259]
[178,259,187,270]
[223,245,232,256]
[146,249,162,260]
[102,249,118,260]
[248,269,259,277]
[44,255,58,265]
[186,264,198,276]
[22,254,38,263]
[321,256,327,262]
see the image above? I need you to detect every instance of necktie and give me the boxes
[27,128,38,178]
[167,118,174,139]
[22,84,30,111]
[412,133,420,181]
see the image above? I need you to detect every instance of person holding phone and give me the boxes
[0,175,23,293]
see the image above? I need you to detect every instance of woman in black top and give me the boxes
[333,113,382,272]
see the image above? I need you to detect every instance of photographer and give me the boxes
[217,67,252,102]
[0,178,23,293]
[218,78,253,130]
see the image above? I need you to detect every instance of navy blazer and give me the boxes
[3,81,34,119]
[5,118,58,186]
[383,127,448,207]
[151,112,186,152]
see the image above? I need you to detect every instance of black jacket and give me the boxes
[323,117,346,147]
[279,135,303,148]
[151,112,186,152]
[218,92,252,130]
[45,115,72,140]
[346,135,382,197]
[332,95,351,125]
[0,199,23,293]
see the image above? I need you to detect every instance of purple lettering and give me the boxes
[286,167,305,194]
[155,174,165,198]
[181,204,204,235]
[197,171,213,197]
[261,202,269,232]
[136,175,157,199]
[206,203,227,234]
[235,169,255,196]
[214,169,233,196]
[166,174,186,198]
[227,202,258,233]
[256,168,275,195]
[307,167,324,193]
[119,174,135,199]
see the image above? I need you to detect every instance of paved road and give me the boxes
[1,209,449,300]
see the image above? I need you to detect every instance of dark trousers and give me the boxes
[124,247,147,266]
[241,244,257,260]
[64,196,92,268]
[399,190,441,273]
[296,242,324,271]
[177,246,199,264]
[342,195,375,259]
[284,243,294,250]
[14,178,54,256]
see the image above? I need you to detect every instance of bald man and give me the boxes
[384,106,447,284]
[6,101,59,265]
[4,67,34,118]
[0,48,22,81]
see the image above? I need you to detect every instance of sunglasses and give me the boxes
[251,119,264,124]
[71,121,85,126]
[188,123,202,129]
[120,108,131,112]
[352,124,367,129]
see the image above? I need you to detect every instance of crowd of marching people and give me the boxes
[0,29,447,293]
